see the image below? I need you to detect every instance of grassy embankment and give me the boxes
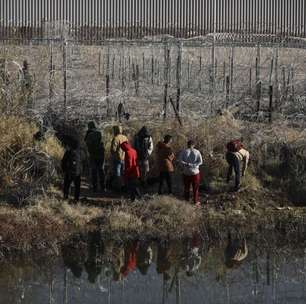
[1,112,306,255]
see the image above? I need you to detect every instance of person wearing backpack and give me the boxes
[84,121,105,193]
[226,139,250,191]
[61,138,81,202]
[134,126,154,185]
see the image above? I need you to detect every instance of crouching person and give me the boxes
[61,138,81,202]
[120,142,141,201]
[226,139,250,192]
[178,140,203,207]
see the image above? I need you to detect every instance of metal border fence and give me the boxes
[0,0,305,43]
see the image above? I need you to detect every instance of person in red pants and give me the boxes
[178,140,203,207]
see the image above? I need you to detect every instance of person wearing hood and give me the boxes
[61,137,81,202]
[120,141,141,201]
[134,126,154,185]
[178,140,203,206]
[110,126,128,178]
[84,121,105,193]
[156,135,175,195]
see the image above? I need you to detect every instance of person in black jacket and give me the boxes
[61,137,81,201]
[84,122,106,193]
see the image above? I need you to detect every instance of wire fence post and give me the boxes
[163,44,170,119]
[63,39,67,122]
[269,85,273,123]
[176,41,182,112]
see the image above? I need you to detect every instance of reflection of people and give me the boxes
[62,236,86,279]
[107,241,125,282]
[156,241,174,283]
[85,231,104,284]
[185,233,203,276]
[224,232,248,269]
[121,241,139,277]
[137,241,153,275]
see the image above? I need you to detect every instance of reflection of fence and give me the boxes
[0,0,306,42]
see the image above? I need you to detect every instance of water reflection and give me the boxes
[1,234,306,303]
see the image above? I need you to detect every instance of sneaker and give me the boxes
[195,202,201,207]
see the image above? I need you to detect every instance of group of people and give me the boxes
[61,122,250,204]
[62,231,248,284]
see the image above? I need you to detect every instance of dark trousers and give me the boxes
[158,172,172,195]
[226,152,241,189]
[64,174,81,201]
[183,174,201,203]
[126,178,141,201]
[90,159,105,192]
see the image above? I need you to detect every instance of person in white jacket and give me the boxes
[134,126,154,184]
[178,140,203,206]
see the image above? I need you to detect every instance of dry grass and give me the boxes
[0,115,63,201]
[101,195,203,238]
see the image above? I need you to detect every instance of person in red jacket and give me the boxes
[120,141,141,201]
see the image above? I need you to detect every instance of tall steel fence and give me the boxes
[0,0,306,42]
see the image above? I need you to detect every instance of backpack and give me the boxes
[85,130,104,160]
[227,140,243,153]
[137,136,152,160]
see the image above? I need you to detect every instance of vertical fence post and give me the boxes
[135,64,140,96]
[199,55,202,91]
[106,45,111,117]
[249,68,252,95]
[230,46,234,94]
[269,85,273,123]
[226,75,230,107]
[163,44,170,119]
[187,58,190,89]
[98,51,101,76]
[176,42,182,112]
[49,41,54,105]
[151,53,154,86]
[269,58,274,86]
[274,48,280,109]
[112,55,115,79]
[290,66,295,100]
[63,40,67,122]
[223,61,226,92]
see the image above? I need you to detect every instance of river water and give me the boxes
[1,232,306,304]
